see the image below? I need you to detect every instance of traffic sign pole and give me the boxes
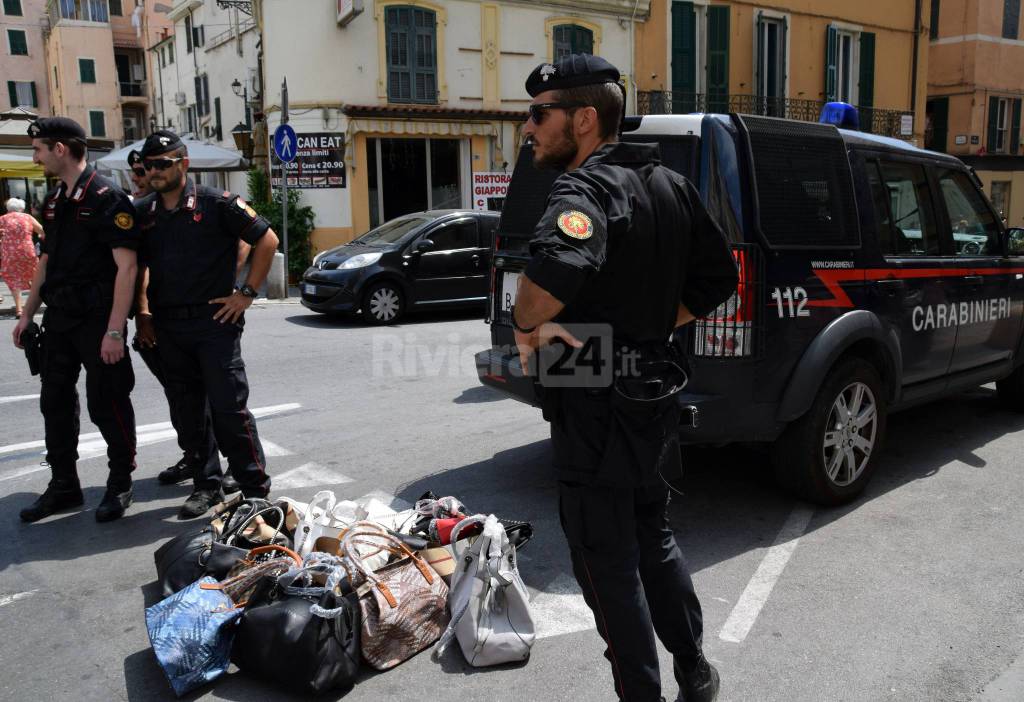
[281,78,289,297]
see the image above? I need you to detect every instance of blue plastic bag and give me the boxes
[145,576,242,697]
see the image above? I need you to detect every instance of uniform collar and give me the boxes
[63,164,96,203]
[158,177,198,213]
[580,142,660,168]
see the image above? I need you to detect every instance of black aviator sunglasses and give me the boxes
[143,157,184,172]
[528,102,585,125]
[130,166,146,177]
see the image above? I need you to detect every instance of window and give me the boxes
[3,0,22,15]
[755,14,786,109]
[159,47,165,67]
[109,0,122,15]
[367,137,465,226]
[185,16,193,53]
[7,29,27,55]
[60,0,109,22]
[930,0,940,39]
[876,161,940,256]
[79,58,96,84]
[6,80,37,108]
[836,30,856,103]
[990,181,1011,223]
[192,23,204,48]
[425,220,478,251]
[1004,0,1020,40]
[385,6,437,103]
[553,24,593,60]
[53,66,58,90]
[88,109,106,137]
[195,75,210,116]
[938,170,999,255]
[988,96,1020,154]
[167,42,174,64]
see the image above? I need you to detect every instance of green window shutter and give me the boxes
[412,8,437,103]
[386,7,411,102]
[706,5,729,112]
[1012,98,1022,153]
[8,29,27,55]
[671,1,696,112]
[29,80,36,107]
[754,11,764,98]
[79,58,95,84]
[554,25,594,60]
[3,0,23,16]
[1003,0,1020,40]
[988,96,1000,152]
[930,0,940,39]
[825,25,838,102]
[109,0,122,16]
[7,81,17,109]
[859,33,875,108]
[89,111,105,137]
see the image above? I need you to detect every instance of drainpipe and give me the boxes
[911,0,922,114]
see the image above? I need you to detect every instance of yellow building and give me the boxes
[927,0,1024,225]
[635,0,927,141]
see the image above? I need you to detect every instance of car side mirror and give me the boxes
[415,239,434,253]
[1005,228,1024,256]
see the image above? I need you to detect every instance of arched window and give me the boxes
[386,6,437,103]
[553,24,593,60]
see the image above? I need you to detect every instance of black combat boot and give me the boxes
[674,653,720,702]
[96,485,133,522]
[20,483,84,522]
[157,456,193,485]
[178,487,224,519]
[220,474,240,495]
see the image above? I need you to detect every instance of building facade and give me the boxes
[927,0,1024,224]
[635,0,926,142]
[258,0,647,253]
[3,0,51,117]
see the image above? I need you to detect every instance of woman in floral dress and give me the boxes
[0,198,43,318]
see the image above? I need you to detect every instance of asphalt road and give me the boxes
[1,301,1023,702]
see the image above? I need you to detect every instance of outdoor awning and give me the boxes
[0,152,44,179]
[346,119,499,137]
[95,136,246,171]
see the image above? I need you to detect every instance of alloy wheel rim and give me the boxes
[821,381,877,487]
[370,288,399,320]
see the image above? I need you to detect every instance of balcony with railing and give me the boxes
[119,81,147,99]
[637,92,912,139]
[47,0,111,26]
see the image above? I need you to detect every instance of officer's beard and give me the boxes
[534,122,578,171]
[150,171,184,194]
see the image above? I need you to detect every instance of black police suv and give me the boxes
[476,113,1024,506]
[300,209,499,324]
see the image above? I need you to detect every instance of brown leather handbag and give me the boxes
[340,521,449,670]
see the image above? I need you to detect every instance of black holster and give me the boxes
[20,322,43,376]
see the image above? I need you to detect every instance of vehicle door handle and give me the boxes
[874,279,905,295]
[472,254,480,266]
[963,275,984,287]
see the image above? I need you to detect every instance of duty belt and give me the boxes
[153,303,218,320]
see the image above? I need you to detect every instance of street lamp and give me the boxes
[231,78,250,130]
[231,122,253,160]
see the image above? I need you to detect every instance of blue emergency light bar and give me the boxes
[819,102,860,130]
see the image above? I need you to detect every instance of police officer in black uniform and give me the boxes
[13,117,140,523]
[513,56,739,702]
[134,130,278,518]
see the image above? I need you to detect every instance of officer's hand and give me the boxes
[515,322,582,375]
[209,291,253,324]
[136,313,157,347]
[100,335,125,364]
[12,316,29,349]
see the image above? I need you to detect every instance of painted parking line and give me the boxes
[274,462,353,490]
[0,590,38,608]
[260,439,293,457]
[531,573,595,640]
[718,505,815,644]
[0,394,39,405]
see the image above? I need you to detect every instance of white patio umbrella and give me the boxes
[95,136,245,171]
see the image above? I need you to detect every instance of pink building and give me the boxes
[2,0,51,116]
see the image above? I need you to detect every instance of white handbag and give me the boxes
[286,490,338,557]
[432,514,535,667]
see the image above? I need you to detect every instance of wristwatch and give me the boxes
[238,284,258,299]
[510,305,536,334]
[105,330,124,341]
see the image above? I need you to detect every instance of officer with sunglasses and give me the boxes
[127,149,148,198]
[511,55,738,702]
[133,130,278,518]
[13,117,140,523]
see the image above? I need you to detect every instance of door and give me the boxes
[935,168,1022,371]
[869,158,958,384]
[926,97,948,152]
[410,218,483,303]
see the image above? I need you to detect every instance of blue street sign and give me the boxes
[273,124,297,163]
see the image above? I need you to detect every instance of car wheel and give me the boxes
[996,366,1024,411]
[771,357,887,506]
[362,282,403,325]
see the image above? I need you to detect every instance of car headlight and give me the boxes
[338,252,383,270]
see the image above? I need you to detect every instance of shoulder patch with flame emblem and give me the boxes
[556,210,593,240]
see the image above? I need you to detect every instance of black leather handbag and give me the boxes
[153,501,287,597]
[231,578,361,694]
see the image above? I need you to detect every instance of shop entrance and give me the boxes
[367,137,467,227]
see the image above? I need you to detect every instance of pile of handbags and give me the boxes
[146,491,536,697]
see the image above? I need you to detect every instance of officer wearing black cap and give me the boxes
[127,149,147,198]
[513,55,738,702]
[13,117,140,523]
[134,129,278,518]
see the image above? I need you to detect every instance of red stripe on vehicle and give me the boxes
[806,266,1024,308]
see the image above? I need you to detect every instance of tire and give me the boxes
[996,366,1024,411]
[361,282,404,325]
[771,357,888,506]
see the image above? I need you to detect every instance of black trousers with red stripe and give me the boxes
[551,389,705,702]
[39,312,137,491]
[154,313,270,497]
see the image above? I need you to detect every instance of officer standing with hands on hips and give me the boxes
[134,130,277,518]
[13,117,139,523]
[513,55,738,702]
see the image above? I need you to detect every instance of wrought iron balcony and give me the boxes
[636,92,912,139]
[119,81,147,98]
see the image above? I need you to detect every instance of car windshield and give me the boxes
[352,216,431,246]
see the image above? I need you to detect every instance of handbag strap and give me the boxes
[221,504,286,546]
[450,514,489,561]
[341,525,435,607]
[203,545,301,604]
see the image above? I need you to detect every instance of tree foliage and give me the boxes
[246,168,316,278]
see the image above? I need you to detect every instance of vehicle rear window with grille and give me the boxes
[740,115,860,249]
[496,145,560,239]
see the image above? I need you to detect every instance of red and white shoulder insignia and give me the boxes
[557,210,594,240]
[96,186,109,195]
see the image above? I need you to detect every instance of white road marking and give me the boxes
[718,506,815,644]
[0,590,38,608]
[0,402,302,458]
[0,394,39,405]
[260,439,293,457]
[358,489,413,511]
[274,462,353,490]
[0,465,51,483]
[531,573,595,639]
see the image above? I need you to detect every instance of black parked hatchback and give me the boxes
[300,209,500,324]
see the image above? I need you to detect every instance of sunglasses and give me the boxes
[528,102,585,125]
[130,166,146,178]
[143,157,184,172]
